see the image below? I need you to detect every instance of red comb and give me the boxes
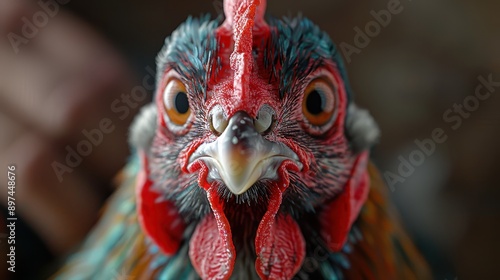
[222,0,268,102]
[222,0,267,29]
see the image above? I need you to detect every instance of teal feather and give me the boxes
[54,154,196,279]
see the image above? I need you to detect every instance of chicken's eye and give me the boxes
[163,78,191,126]
[302,78,336,128]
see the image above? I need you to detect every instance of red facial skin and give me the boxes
[136,151,185,255]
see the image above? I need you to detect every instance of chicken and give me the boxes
[56,0,430,279]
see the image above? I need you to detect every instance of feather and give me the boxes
[53,156,196,280]
[345,104,380,153]
[339,164,431,280]
[129,103,157,152]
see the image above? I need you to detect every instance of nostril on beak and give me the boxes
[254,105,275,134]
[209,105,275,136]
[210,105,228,135]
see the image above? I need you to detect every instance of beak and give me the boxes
[189,111,301,195]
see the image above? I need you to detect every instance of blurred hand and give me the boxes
[0,0,142,255]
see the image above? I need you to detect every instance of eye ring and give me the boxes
[163,78,192,127]
[302,77,337,133]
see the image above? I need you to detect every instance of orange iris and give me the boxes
[302,78,336,127]
[163,78,191,126]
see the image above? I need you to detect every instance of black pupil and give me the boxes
[175,92,189,114]
[306,90,324,115]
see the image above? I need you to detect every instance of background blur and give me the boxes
[1,0,499,279]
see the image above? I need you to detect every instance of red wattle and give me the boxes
[189,186,235,280]
[136,152,185,255]
[255,183,306,279]
[320,152,370,252]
